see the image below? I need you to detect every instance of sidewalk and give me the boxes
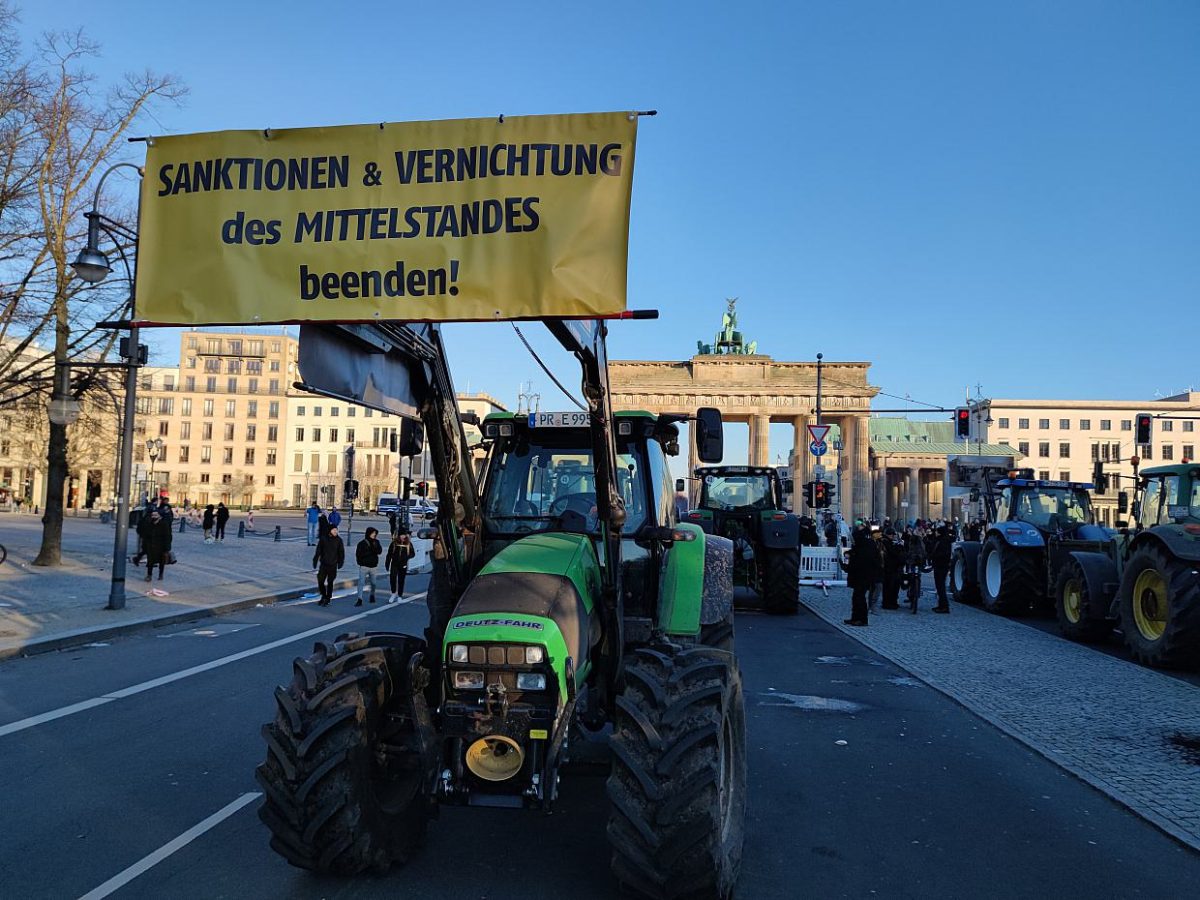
[0,514,354,659]
[802,586,1200,853]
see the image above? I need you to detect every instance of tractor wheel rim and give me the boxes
[1063,579,1082,624]
[718,714,734,843]
[985,551,1002,597]
[1132,569,1169,641]
[953,558,964,589]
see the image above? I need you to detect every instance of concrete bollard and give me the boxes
[237,521,245,538]
[274,525,282,542]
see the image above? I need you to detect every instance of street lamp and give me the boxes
[71,161,144,611]
[146,437,163,496]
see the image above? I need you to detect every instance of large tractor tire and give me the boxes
[256,637,429,874]
[1054,558,1114,643]
[607,645,747,900]
[978,535,1040,616]
[762,547,800,615]
[1118,545,1200,668]
[950,545,980,604]
[700,610,735,652]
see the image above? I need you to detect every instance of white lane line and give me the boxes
[77,792,261,900]
[0,591,426,739]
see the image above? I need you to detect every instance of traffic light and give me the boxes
[415,481,428,497]
[955,407,971,439]
[399,418,425,457]
[813,481,827,508]
[824,481,837,508]
[343,478,359,500]
[803,481,815,507]
[1092,459,1107,495]
[1135,413,1152,445]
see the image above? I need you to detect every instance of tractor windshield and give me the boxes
[482,436,648,536]
[1012,486,1092,529]
[699,474,775,511]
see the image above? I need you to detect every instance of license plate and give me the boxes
[529,411,589,428]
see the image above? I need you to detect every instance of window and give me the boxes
[313,427,322,442]
[1039,419,1050,430]
[266,449,277,465]
[206,377,217,392]
[295,427,305,442]
[187,357,196,369]
[1060,471,1070,482]
[228,339,242,355]
[248,379,258,394]
[269,379,280,393]
[1162,445,1174,460]
[314,406,323,417]
[1184,421,1194,433]
[202,423,213,440]
[245,448,256,464]
[136,397,152,415]
[998,417,1009,429]
[347,407,356,417]
[158,421,169,437]
[1018,441,1030,457]
[1184,445,1195,461]
[187,337,199,349]
[246,424,256,441]
[1039,470,1050,481]
[163,376,174,391]
[223,448,233,464]
[328,453,337,472]
[999,440,1010,446]
[180,422,191,439]
[178,446,190,463]
[1080,418,1091,430]
[200,473,210,484]
[1038,442,1050,458]
[206,338,221,354]
[222,473,232,485]
[249,340,264,355]
[311,453,320,472]
[227,359,241,374]
[204,358,220,373]
[1120,420,1131,431]
[270,360,280,372]
[1018,418,1029,429]
[347,428,355,443]
[266,475,275,486]
[267,426,278,442]
[270,341,280,353]
[185,377,195,392]
[182,399,192,416]
[1162,420,1173,432]
[201,446,212,463]
[247,360,262,375]
[158,398,174,415]
[1059,443,1070,458]
[1142,445,1153,460]
[247,400,257,418]
[1059,419,1070,430]
[364,409,373,418]
[330,428,338,442]
[293,453,303,472]
[297,406,306,416]
[225,400,236,417]
[227,377,238,393]
[330,407,339,417]
[1100,420,1111,431]
[224,423,235,441]
[268,402,279,419]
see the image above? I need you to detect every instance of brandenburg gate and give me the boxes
[609,301,879,521]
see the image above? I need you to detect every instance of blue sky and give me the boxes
[19,1,1198,461]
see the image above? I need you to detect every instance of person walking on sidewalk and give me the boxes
[312,525,345,606]
[881,526,904,609]
[839,527,878,626]
[355,526,383,606]
[215,502,230,542]
[327,506,342,531]
[138,510,172,583]
[930,524,953,613]
[385,529,415,603]
[305,501,321,546]
[202,504,215,543]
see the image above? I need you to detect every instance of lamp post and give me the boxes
[70,162,143,611]
[146,437,163,497]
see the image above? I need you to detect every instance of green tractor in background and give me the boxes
[256,319,748,899]
[686,465,801,614]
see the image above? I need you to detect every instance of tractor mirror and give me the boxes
[675,478,686,493]
[695,407,723,463]
[1130,500,1140,521]
[1117,491,1129,514]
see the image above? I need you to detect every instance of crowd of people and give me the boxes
[308,501,416,607]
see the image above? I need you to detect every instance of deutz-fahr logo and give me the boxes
[453,618,545,630]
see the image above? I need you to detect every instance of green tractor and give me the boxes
[256,319,748,898]
[685,465,801,614]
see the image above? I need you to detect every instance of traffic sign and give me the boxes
[809,440,828,457]
[807,424,831,444]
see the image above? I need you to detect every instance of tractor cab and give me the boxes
[1135,464,1200,528]
[994,474,1103,539]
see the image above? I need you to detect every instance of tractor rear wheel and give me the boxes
[1118,545,1200,668]
[256,637,429,874]
[607,645,746,900]
[978,535,1040,616]
[1054,559,1114,643]
[700,610,735,652]
[762,547,800,615]
[950,546,979,604]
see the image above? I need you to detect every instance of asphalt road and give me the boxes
[1,583,1197,899]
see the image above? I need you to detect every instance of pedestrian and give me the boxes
[138,509,172,583]
[868,525,885,611]
[215,502,230,541]
[312,524,345,606]
[245,507,256,532]
[327,505,342,530]
[930,524,953,613]
[385,528,416,603]
[354,526,383,606]
[903,528,928,609]
[839,527,877,626]
[798,516,819,548]
[881,526,904,609]
[156,494,174,522]
[202,504,215,542]
[305,500,321,546]
[673,481,690,521]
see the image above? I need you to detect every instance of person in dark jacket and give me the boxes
[138,510,172,582]
[215,502,230,541]
[798,517,819,548]
[385,529,416,603]
[930,525,954,613]
[312,525,345,606]
[354,526,383,606]
[881,527,905,609]
[839,528,879,626]
[202,504,215,542]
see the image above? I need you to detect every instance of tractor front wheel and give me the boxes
[762,547,800,615]
[256,637,430,874]
[1118,545,1200,668]
[1054,559,1114,643]
[950,546,980,604]
[978,535,1039,616]
[607,645,746,900]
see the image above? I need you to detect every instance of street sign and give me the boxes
[809,440,828,457]
[807,424,831,444]
[813,464,826,479]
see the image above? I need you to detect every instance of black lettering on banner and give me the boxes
[298,259,462,302]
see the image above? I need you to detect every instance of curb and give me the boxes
[0,577,361,662]
[800,595,1200,856]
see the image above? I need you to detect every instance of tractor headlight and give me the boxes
[454,671,484,690]
[524,646,544,664]
[517,673,546,691]
[450,644,469,663]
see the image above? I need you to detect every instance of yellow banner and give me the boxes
[135,112,637,324]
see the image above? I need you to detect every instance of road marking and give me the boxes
[0,591,426,739]
[77,792,261,900]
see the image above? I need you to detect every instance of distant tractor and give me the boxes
[687,466,800,614]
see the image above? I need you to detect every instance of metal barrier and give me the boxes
[237,522,283,541]
[800,547,846,586]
